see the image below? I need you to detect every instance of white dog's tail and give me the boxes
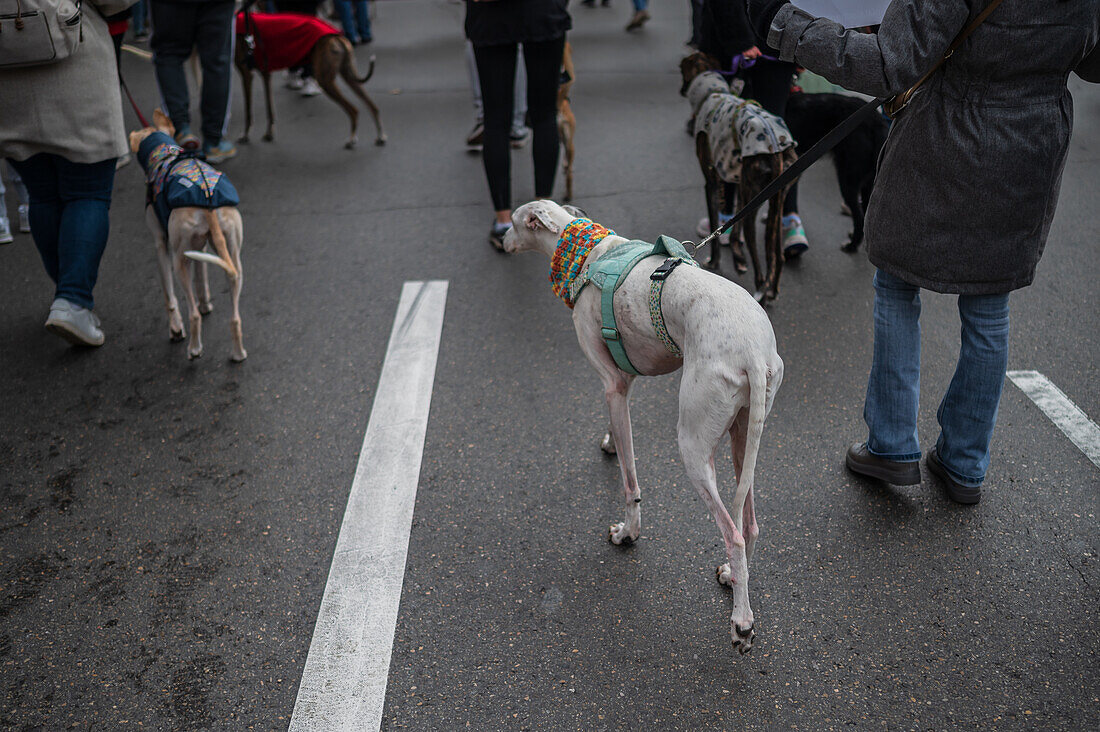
[734,366,768,507]
[183,209,238,278]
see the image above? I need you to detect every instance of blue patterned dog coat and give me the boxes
[137,132,240,231]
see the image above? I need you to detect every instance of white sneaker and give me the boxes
[300,77,322,97]
[285,69,305,90]
[0,218,12,244]
[18,204,30,233]
[45,298,104,347]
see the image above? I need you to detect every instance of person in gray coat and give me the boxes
[0,0,139,347]
[744,0,1099,503]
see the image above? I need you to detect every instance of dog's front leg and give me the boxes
[576,314,642,544]
[237,61,253,143]
[148,208,184,340]
[605,374,641,544]
[195,260,213,315]
[172,244,203,359]
[261,71,275,142]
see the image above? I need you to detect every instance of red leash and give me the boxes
[119,72,151,128]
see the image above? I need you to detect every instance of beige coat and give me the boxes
[0,0,138,164]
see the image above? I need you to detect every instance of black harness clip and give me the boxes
[650,257,684,282]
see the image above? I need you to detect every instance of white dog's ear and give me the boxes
[525,203,560,234]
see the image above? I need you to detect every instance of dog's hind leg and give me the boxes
[195,260,213,315]
[315,69,361,149]
[221,209,246,362]
[149,207,184,341]
[340,61,386,146]
[763,189,786,301]
[678,365,755,654]
[723,181,748,274]
[740,196,764,299]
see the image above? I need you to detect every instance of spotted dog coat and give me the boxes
[687,72,796,184]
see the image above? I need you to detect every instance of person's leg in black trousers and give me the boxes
[151,1,199,141]
[194,1,235,155]
[474,37,566,248]
[523,35,565,200]
[473,42,519,240]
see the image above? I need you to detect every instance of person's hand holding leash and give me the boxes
[742,45,763,60]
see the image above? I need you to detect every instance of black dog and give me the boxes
[784,92,888,252]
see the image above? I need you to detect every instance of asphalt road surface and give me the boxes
[2,2,1098,730]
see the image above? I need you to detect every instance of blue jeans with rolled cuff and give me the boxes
[863,269,1009,487]
[7,154,117,311]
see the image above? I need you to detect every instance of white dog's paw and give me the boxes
[199,302,214,316]
[716,563,734,587]
[170,327,185,342]
[731,621,756,656]
[608,522,638,545]
[599,431,616,455]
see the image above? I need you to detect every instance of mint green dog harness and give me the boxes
[572,234,700,375]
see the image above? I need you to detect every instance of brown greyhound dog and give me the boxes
[235,16,386,150]
[680,53,797,303]
[557,41,576,201]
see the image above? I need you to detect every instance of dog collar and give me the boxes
[550,218,614,308]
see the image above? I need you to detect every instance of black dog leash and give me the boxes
[689,94,885,254]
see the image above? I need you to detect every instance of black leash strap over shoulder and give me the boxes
[691,95,886,253]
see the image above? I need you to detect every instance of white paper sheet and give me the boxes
[791,0,892,28]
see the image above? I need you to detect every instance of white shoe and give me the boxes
[300,77,322,97]
[285,70,305,90]
[696,215,730,245]
[45,298,104,347]
[18,204,30,233]
[0,218,12,244]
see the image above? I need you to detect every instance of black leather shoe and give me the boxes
[845,442,921,485]
[926,447,981,505]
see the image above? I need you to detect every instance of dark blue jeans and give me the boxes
[8,155,117,310]
[864,270,1010,486]
[150,0,235,145]
[335,0,371,43]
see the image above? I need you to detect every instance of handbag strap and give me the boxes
[887,0,1006,114]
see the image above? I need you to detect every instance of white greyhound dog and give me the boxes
[503,200,783,654]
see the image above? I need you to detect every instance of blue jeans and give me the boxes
[132,0,148,35]
[335,0,371,43]
[633,0,648,9]
[863,270,1009,487]
[7,155,117,310]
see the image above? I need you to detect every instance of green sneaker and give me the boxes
[204,139,238,164]
[782,214,809,259]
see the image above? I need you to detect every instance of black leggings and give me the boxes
[473,36,565,211]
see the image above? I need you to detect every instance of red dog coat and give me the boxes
[235,12,342,72]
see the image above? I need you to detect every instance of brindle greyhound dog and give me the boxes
[235,17,386,150]
[680,52,797,303]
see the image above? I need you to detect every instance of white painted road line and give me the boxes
[289,280,448,732]
[1007,370,1100,469]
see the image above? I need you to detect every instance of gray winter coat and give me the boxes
[768,0,1100,294]
[0,0,138,165]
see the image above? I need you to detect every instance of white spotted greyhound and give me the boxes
[503,200,783,654]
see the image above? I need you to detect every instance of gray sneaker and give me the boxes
[0,217,12,244]
[45,298,104,347]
